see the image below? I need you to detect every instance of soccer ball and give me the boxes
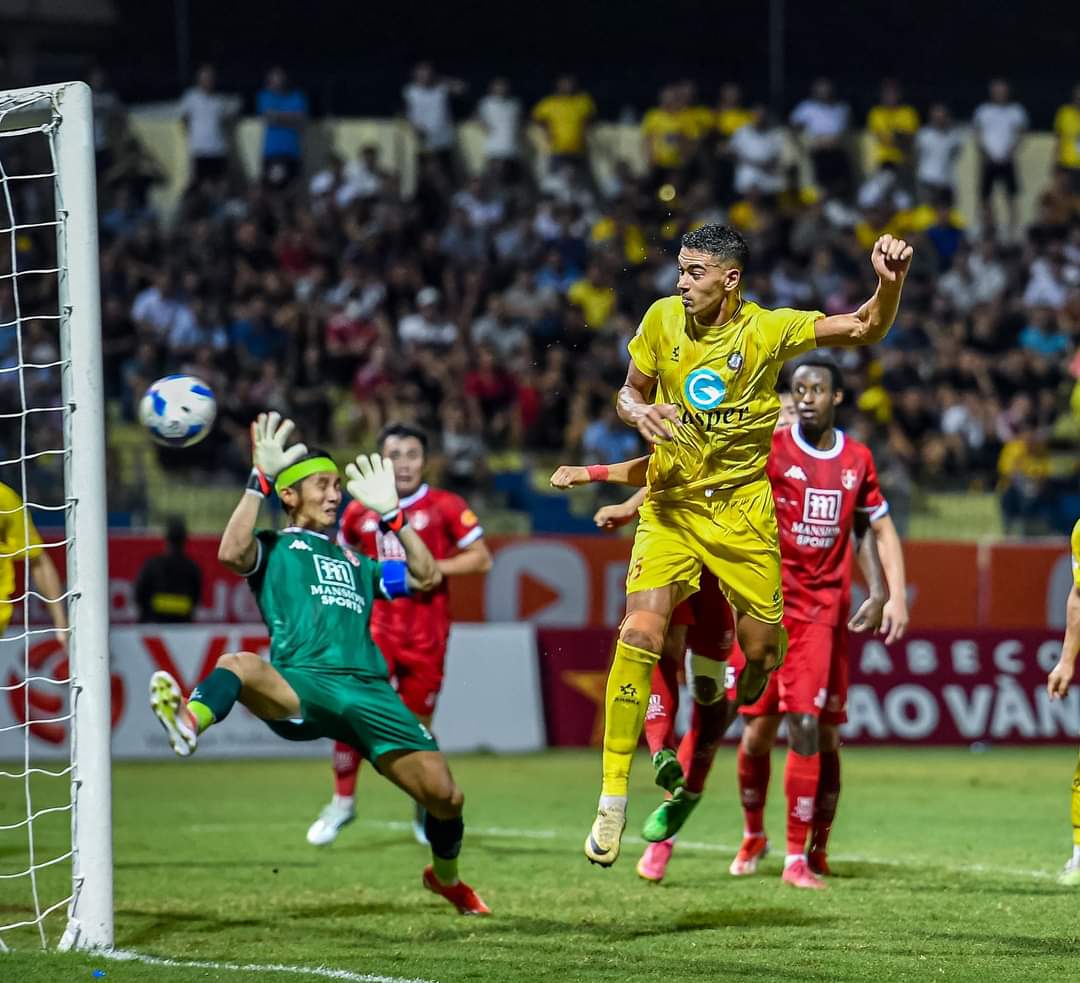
[139,375,217,448]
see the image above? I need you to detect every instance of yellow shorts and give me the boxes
[627,477,783,625]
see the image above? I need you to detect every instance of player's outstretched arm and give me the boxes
[346,453,441,592]
[437,539,493,577]
[813,235,914,348]
[849,519,886,633]
[550,456,651,489]
[617,362,681,444]
[872,513,909,644]
[219,412,308,574]
[1048,586,1080,700]
[594,488,648,531]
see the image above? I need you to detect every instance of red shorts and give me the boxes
[736,620,848,719]
[669,573,735,661]
[372,626,447,718]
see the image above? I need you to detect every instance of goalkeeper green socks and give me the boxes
[187,667,242,733]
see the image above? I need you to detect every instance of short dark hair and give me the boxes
[680,225,750,268]
[792,357,844,394]
[377,422,429,455]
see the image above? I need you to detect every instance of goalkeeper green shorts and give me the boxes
[265,668,438,764]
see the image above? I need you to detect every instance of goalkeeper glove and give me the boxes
[247,411,308,498]
[345,453,405,532]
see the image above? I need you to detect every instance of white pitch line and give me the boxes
[106,949,439,983]
[187,816,1056,881]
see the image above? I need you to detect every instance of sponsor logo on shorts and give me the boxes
[683,367,727,411]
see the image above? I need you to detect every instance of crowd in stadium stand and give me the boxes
[80,66,1080,532]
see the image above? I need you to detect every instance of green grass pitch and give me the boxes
[2,747,1079,982]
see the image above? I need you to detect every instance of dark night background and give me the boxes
[21,0,1080,121]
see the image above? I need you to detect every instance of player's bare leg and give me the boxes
[732,712,781,875]
[780,712,826,890]
[810,721,842,875]
[378,749,490,914]
[150,650,300,757]
[586,585,675,867]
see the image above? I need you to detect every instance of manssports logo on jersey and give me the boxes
[791,487,843,548]
[309,553,366,614]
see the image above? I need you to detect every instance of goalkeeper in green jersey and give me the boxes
[149,412,490,915]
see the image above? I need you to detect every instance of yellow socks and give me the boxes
[1071,752,1080,848]
[601,640,660,797]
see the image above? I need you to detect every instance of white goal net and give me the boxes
[0,83,112,952]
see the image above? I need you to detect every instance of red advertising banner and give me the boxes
[17,532,1072,631]
[536,628,1078,746]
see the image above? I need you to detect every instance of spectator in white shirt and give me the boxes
[973,79,1029,235]
[132,269,195,342]
[729,106,785,195]
[476,77,523,183]
[915,104,965,198]
[398,287,458,348]
[178,64,240,188]
[789,77,851,195]
[402,62,465,179]
[341,146,388,204]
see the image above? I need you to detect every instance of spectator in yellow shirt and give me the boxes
[998,425,1053,535]
[532,75,596,171]
[0,481,68,641]
[867,79,920,173]
[1053,84,1080,187]
[642,86,688,186]
[567,263,615,330]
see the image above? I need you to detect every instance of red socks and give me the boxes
[643,656,681,756]
[679,699,728,794]
[333,741,362,798]
[811,749,840,854]
[784,750,821,857]
[737,744,771,835]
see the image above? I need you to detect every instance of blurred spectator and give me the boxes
[568,263,616,329]
[257,66,308,190]
[1018,309,1068,356]
[712,83,753,202]
[399,287,458,348]
[998,425,1053,534]
[403,62,466,178]
[178,64,240,188]
[1053,84,1080,190]
[915,104,964,199]
[439,400,488,494]
[866,79,919,177]
[790,78,851,195]
[471,294,527,357]
[134,516,201,623]
[973,79,1028,236]
[729,105,784,195]
[476,77,523,181]
[531,75,596,174]
[89,66,123,174]
[582,403,642,465]
[641,86,688,187]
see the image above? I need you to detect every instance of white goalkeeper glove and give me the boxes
[345,453,404,532]
[247,411,307,497]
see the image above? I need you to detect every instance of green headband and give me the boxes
[275,456,339,495]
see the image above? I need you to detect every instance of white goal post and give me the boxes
[0,81,112,952]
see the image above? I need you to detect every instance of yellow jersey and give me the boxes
[1071,519,1080,589]
[641,108,686,168]
[567,278,616,329]
[532,93,596,155]
[715,107,753,138]
[867,104,920,166]
[1054,104,1080,168]
[627,296,820,498]
[0,481,43,628]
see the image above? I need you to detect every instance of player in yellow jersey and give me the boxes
[584,223,913,866]
[0,481,68,641]
[1047,518,1080,885]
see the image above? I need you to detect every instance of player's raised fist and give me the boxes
[1047,659,1074,701]
[871,235,913,283]
[550,465,589,489]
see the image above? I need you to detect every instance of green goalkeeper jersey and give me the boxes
[246,526,392,677]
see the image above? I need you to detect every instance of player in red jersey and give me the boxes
[727,358,907,888]
[306,423,492,846]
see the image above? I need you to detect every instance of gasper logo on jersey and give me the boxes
[310,554,365,614]
[683,367,726,411]
[791,488,842,548]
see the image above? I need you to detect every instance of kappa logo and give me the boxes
[288,539,313,551]
[784,464,808,482]
[841,469,858,491]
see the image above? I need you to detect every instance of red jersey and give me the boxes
[767,425,887,626]
[338,483,483,655]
